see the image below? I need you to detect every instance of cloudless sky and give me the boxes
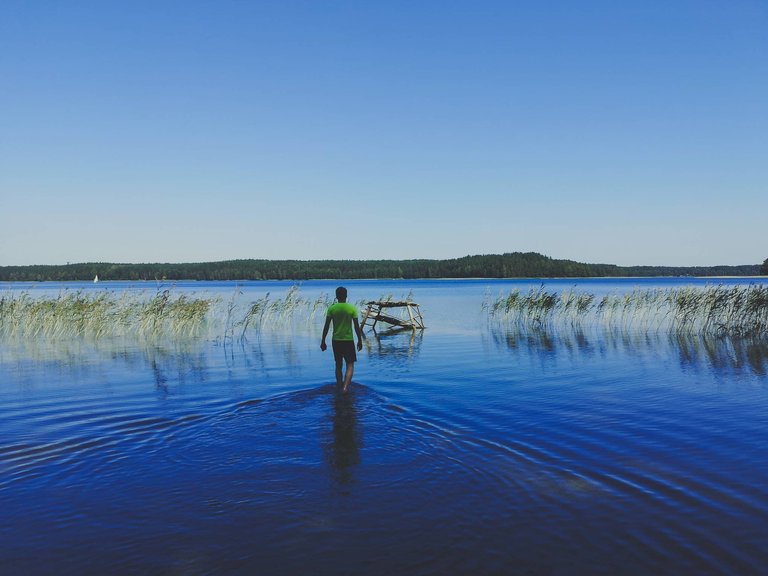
[1,0,766,267]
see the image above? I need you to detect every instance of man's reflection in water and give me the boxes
[325,386,361,491]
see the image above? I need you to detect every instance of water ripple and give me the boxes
[2,322,767,574]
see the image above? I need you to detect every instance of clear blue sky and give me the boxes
[1,0,766,267]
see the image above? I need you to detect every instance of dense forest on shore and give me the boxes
[0,253,763,282]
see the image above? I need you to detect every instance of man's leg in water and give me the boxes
[342,361,355,392]
[335,360,344,386]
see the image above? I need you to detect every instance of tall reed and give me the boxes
[0,286,334,341]
[0,290,213,339]
[235,286,333,340]
[487,285,768,336]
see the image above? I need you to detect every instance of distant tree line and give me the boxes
[0,252,762,282]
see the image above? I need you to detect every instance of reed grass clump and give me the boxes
[487,285,768,336]
[0,290,213,340]
[0,286,335,342]
[233,286,332,340]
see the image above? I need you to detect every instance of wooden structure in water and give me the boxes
[361,301,425,332]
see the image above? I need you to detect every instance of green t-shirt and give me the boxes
[326,302,358,341]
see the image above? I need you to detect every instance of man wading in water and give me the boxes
[321,287,363,392]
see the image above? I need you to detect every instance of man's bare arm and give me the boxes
[320,316,332,351]
[353,318,363,351]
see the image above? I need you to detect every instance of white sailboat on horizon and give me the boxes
[93,275,99,283]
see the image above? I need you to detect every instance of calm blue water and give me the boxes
[1,278,767,575]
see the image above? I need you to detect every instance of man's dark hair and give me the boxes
[335,286,347,301]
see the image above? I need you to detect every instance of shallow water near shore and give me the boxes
[2,278,768,574]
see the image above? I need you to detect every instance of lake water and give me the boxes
[2,278,767,575]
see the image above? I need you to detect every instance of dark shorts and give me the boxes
[332,340,357,364]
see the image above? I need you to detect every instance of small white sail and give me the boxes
[93,275,99,283]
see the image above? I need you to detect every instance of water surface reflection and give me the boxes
[490,324,768,376]
[364,327,423,361]
[2,317,768,574]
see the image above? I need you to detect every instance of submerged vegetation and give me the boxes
[487,285,768,337]
[0,287,333,341]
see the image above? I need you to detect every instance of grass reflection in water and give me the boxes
[491,323,768,377]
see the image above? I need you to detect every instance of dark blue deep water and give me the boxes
[1,279,767,575]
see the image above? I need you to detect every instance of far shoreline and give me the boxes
[2,275,766,284]
[1,252,763,282]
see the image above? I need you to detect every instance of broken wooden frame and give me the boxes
[360,301,425,332]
